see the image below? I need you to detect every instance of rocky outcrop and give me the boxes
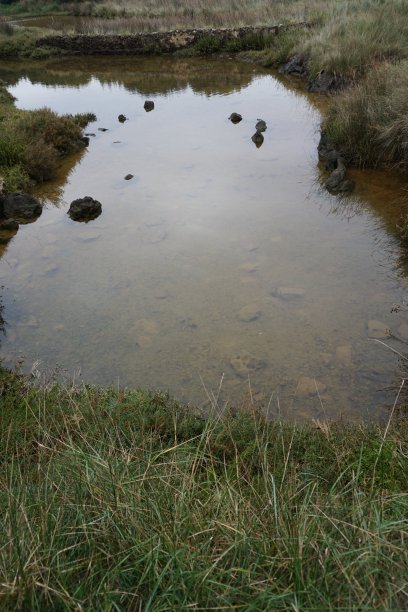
[68,196,102,222]
[1,192,42,223]
[37,24,309,56]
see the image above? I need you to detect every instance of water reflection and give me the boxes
[0,56,267,96]
[0,56,407,420]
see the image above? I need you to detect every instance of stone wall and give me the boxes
[37,24,309,56]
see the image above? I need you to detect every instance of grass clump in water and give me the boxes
[0,88,95,191]
[0,366,407,610]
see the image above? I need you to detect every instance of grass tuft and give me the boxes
[324,61,408,169]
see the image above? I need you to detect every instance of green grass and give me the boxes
[0,366,407,609]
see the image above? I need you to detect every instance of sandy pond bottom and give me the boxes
[1,56,408,420]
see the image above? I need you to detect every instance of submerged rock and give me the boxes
[239,261,258,273]
[2,192,42,222]
[237,304,261,323]
[251,131,264,148]
[335,344,353,367]
[118,114,127,123]
[229,112,242,124]
[255,119,267,132]
[68,196,102,222]
[144,100,154,112]
[271,286,305,300]
[98,127,109,132]
[367,319,390,339]
[296,376,326,397]
[124,174,134,180]
[230,352,266,378]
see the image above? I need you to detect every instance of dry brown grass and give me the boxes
[79,0,322,29]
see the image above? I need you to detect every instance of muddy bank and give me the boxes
[37,23,309,55]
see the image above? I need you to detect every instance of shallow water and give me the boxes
[1,56,408,419]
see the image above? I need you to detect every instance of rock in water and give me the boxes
[144,100,154,112]
[230,352,266,378]
[118,114,127,122]
[367,320,390,339]
[251,132,264,148]
[296,377,326,397]
[229,112,242,124]
[2,192,42,222]
[271,286,305,300]
[237,304,261,322]
[68,197,102,222]
[124,174,134,180]
[255,119,267,132]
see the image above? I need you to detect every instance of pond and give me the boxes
[1,56,408,419]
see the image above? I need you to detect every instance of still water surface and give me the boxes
[1,57,408,419]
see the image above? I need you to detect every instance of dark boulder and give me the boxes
[308,70,344,94]
[229,112,242,124]
[124,174,134,180]
[279,54,308,76]
[144,100,154,112]
[251,131,264,148]
[80,136,90,146]
[68,196,102,222]
[2,192,42,222]
[118,114,127,123]
[255,119,267,132]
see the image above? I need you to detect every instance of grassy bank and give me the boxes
[0,83,95,193]
[1,366,407,609]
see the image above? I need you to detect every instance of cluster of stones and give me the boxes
[228,113,268,149]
